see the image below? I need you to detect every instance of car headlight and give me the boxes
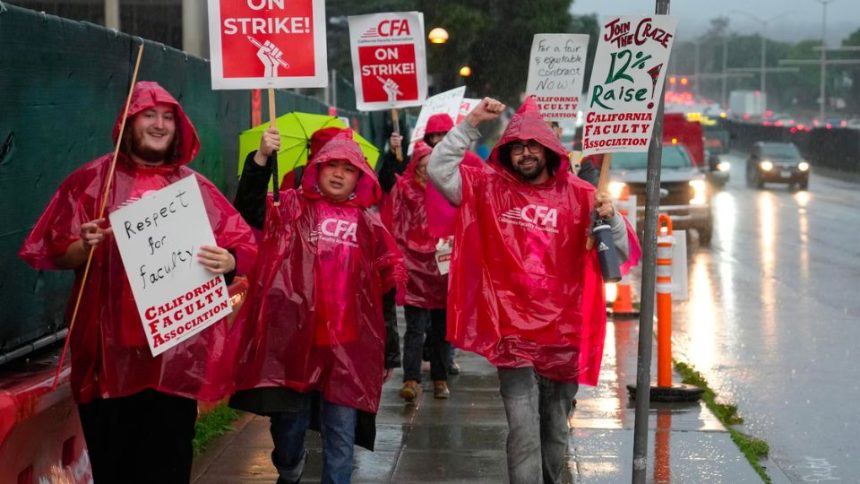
[689,179,707,205]
[608,181,627,199]
[759,160,774,171]
[798,161,810,172]
[717,161,731,172]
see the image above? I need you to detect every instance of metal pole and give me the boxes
[104,0,119,30]
[694,40,700,98]
[331,69,338,110]
[817,0,833,122]
[721,37,728,107]
[633,2,669,482]
[760,31,766,98]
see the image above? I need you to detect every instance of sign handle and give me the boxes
[391,109,403,162]
[586,153,613,250]
[268,88,280,205]
[53,42,145,390]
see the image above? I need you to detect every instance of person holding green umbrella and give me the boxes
[230,127,405,484]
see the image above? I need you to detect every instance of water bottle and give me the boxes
[592,219,622,282]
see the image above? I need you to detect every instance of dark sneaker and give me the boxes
[400,380,419,402]
[433,381,450,399]
[448,361,460,375]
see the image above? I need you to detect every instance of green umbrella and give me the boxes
[238,112,381,184]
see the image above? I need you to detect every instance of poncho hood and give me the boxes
[112,81,200,166]
[301,131,381,208]
[487,96,570,179]
[425,113,455,135]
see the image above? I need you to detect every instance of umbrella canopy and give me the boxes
[238,112,380,183]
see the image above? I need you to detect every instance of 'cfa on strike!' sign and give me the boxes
[582,16,677,156]
[208,0,328,89]
[525,34,589,121]
[348,12,427,111]
[108,176,232,357]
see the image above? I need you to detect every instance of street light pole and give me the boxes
[731,10,794,107]
[760,33,766,94]
[722,36,729,107]
[815,0,835,122]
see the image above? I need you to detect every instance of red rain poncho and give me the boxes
[18,81,257,404]
[423,113,485,238]
[232,132,406,413]
[382,141,447,308]
[447,97,609,385]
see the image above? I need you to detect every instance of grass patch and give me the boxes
[674,361,771,483]
[193,404,240,455]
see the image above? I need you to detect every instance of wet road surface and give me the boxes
[671,154,860,482]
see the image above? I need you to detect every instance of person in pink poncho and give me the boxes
[382,141,453,401]
[229,129,406,484]
[18,81,257,483]
[427,96,634,484]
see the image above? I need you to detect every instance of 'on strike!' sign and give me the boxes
[348,12,427,111]
[108,176,232,357]
[582,16,677,156]
[208,0,328,89]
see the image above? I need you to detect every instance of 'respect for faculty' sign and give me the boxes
[526,34,589,121]
[348,12,427,111]
[582,16,677,156]
[108,176,232,357]
[208,0,328,89]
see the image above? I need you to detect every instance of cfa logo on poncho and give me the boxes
[499,204,559,233]
[310,218,359,247]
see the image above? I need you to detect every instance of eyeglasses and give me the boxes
[509,140,543,155]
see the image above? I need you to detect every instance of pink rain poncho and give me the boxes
[382,141,447,309]
[18,81,258,404]
[422,113,485,238]
[231,132,406,413]
[447,97,613,385]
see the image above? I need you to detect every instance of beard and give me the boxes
[511,155,546,181]
[131,134,173,163]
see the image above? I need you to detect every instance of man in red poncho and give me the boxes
[382,141,452,401]
[229,130,406,484]
[427,97,632,484]
[18,81,257,483]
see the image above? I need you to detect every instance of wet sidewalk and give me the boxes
[192,319,762,483]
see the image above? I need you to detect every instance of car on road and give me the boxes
[609,145,713,245]
[745,142,810,190]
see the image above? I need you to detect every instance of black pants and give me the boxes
[78,389,198,484]
[403,306,449,382]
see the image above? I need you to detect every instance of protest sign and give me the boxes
[526,34,589,121]
[208,0,328,89]
[408,87,465,154]
[348,12,427,111]
[455,98,481,124]
[582,16,677,156]
[108,176,231,357]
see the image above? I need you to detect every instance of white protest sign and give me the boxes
[582,16,677,156]
[109,176,232,357]
[348,12,427,111]
[408,86,465,155]
[526,34,589,121]
[207,0,328,90]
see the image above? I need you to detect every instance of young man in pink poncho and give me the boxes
[427,96,634,484]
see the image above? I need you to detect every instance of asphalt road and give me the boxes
[671,153,860,483]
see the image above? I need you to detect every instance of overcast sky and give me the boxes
[570,0,859,46]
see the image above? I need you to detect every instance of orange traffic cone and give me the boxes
[612,276,637,317]
[611,186,638,319]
